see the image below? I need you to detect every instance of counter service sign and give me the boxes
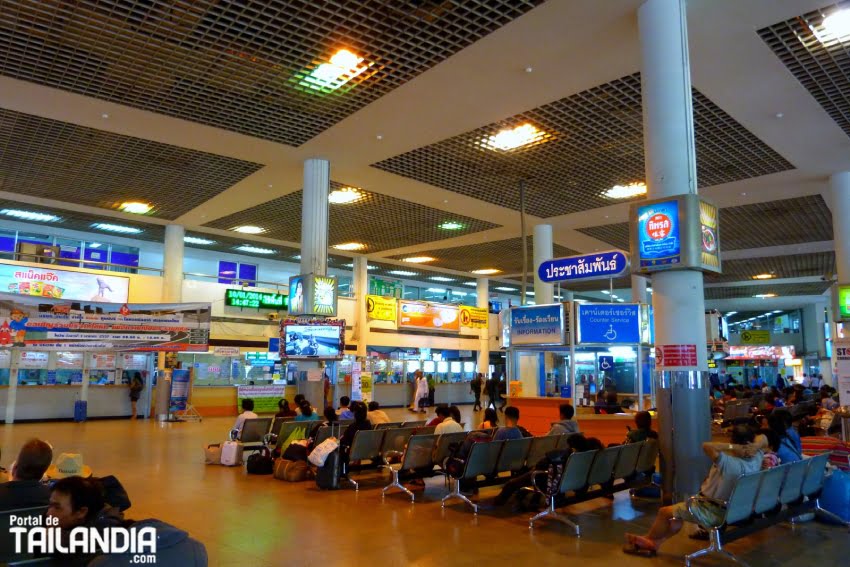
[576,303,640,344]
[637,201,680,268]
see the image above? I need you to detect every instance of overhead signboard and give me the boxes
[538,250,629,283]
[0,263,129,303]
[459,305,489,329]
[835,340,850,407]
[397,300,460,332]
[288,274,338,317]
[630,194,721,274]
[726,345,795,360]
[655,344,698,369]
[224,289,287,310]
[739,330,770,345]
[510,303,568,346]
[576,303,641,344]
[835,284,850,322]
[369,277,404,298]
[366,295,397,322]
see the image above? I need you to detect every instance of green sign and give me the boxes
[739,330,770,345]
[225,289,287,309]
[838,285,850,321]
[369,277,404,298]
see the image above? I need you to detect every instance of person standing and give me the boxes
[470,373,483,411]
[410,370,428,413]
[486,374,499,411]
[129,372,144,420]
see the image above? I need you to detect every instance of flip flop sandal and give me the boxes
[623,543,657,558]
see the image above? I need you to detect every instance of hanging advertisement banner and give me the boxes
[576,303,640,344]
[351,361,362,402]
[236,384,285,414]
[397,300,460,332]
[361,372,373,404]
[538,250,629,283]
[726,345,795,360]
[509,304,568,346]
[0,263,129,302]
[0,292,210,351]
[459,305,489,329]
[366,295,397,322]
[739,330,770,345]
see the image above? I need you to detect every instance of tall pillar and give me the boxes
[4,350,19,423]
[477,278,490,375]
[830,172,850,387]
[631,275,647,304]
[162,224,185,302]
[533,224,554,304]
[353,257,369,357]
[639,0,709,499]
[300,159,330,277]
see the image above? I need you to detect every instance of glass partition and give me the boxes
[509,349,571,398]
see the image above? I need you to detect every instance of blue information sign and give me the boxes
[576,303,641,344]
[538,250,629,283]
[637,200,681,268]
[169,369,191,412]
[268,337,280,354]
[510,304,567,346]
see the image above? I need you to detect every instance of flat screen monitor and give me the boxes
[282,324,343,360]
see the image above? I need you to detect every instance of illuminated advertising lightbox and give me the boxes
[836,284,850,322]
[0,263,129,302]
[287,274,338,317]
[397,300,460,332]
[637,200,681,269]
[699,200,720,271]
[280,319,345,360]
[225,289,287,309]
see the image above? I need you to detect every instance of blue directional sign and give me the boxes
[576,303,641,344]
[538,250,629,283]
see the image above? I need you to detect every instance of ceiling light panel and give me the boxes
[392,238,576,274]
[0,1,543,146]
[92,222,142,234]
[0,109,262,220]
[1,208,60,222]
[374,73,793,217]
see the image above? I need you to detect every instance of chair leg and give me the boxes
[441,479,478,514]
[815,499,850,528]
[382,470,415,502]
[347,475,359,490]
[685,528,747,567]
[715,550,749,567]
[684,547,711,566]
[529,497,580,536]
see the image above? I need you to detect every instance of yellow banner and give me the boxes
[366,295,396,321]
[739,330,770,345]
[460,305,489,329]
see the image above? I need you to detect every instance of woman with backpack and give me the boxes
[129,372,144,420]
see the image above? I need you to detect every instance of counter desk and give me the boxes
[0,385,136,421]
[508,396,638,446]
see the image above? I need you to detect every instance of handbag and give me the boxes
[204,444,222,465]
[246,447,274,475]
[274,459,312,482]
[308,437,340,467]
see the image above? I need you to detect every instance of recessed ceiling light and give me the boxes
[293,255,302,260]
[438,221,465,230]
[120,201,153,214]
[481,123,547,151]
[754,293,777,299]
[92,223,141,234]
[402,256,435,264]
[823,9,850,41]
[88,243,102,249]
[1,209,60,222]
[388,270,416,277]
[332,242,366,251]
[328,187,363,204]
[101,113,109,119]
[603,182,647,199]
[232,225,265,234]
[495,287,516,292]
[236,245,276,255]
[184,236,215,245]
[471,269,501,275]
[429,276,455,282]
[298,48,370,92]
[752,273,775,280]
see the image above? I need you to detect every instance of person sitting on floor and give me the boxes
[625,411,658,444]
[623,426,766,557]
[435,407,464,434]
[337,396,354,420]
[233,399,258,435]
[0,438,53,511]
[548,403,580,436]
[493,406,530,441]
[367,401,391,426]
[427,404,450,427]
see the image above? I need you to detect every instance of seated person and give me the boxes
[478,408,499,430]
[448,405,463,427]
[340,404,374,471]
[435,407,464,434]
[337,396,354,420]
[310,407,339,438]
[233,399,258,435]
[821,390,839,412]
[367,401,391,426]
[603,392,624,414]
[493,406,529,441]
[625,411,658,444]
[0,438,53,511]
[275,399,296,418]
[293,394,306,415]
[769,411,803,463]
[548,403,580,436]
[623,426,765,557]
[427,405,450,427]
[295,401,321,422]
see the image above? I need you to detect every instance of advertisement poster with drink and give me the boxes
[397,300,460,332]
[637,200,681,268]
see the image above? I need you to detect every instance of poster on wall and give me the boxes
[169,369,191,412]
[509,304,568,346]
[361,372,373,403]
[834,340,850,407]
[351,361,362,402]
[397,300,460,332]
[459,306,489,329]
[18,351,48,369]
[366,295,397,321]
[236,384,285,414]
[0,263,129,303]
[0,292,211,351]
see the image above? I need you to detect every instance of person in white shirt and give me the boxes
[435,414,464,434]
[367,401,391,425]
[801,374,812,388]
[232,399,259,435]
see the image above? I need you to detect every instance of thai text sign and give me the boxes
[576,303,640,344]
[510,304,567,346]
[236,384,285,414]
[460,306,489,329]
[0,263,129,303]
[655,344,698,369]
[637,200,681,268]
[538,251,629,283]
[397,300,459,332]
[366,295,397,322]
[739,330,770,345]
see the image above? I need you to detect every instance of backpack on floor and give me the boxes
[246,447,274,475]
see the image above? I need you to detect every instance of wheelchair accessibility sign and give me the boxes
[598,356,614,372]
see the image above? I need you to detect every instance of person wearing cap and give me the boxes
[0,438,53,511]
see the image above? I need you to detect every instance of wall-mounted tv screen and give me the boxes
[282,323,344,360]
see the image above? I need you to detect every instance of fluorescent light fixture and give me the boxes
[232,225,265,234]
[611,294,619,299]
[482,123,546,151]
[525,291,535,296]
[1,209,60,222]
[772,310,782,314]
[752,273,775,280]
[495,287,516,292]
[88,243,102,249]
[616,298,625,302]
[647,287,653,293]
[453,291,468,297]
[754,293,777,299]
[120,201,153,214]
[602,182,647,199]
[823,9,850,40]
[328,187,363,204]
[463,282,478,287]
[389,270,416,277]
[725,311,738,316]
[427,287,446,293]
[343,263,378,270]
[92,223,141,234]
[184,236,215,245]
[402,256,435,264]
[600,290,611,295]
[438,221,465,230]
[298,48,369,92]
[429,276,455,282]
[332,242,366,251]
[236,245,276,255]
[293,255,302,260]
[471,268,501,275]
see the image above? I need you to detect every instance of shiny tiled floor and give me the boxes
[2,407,848,566]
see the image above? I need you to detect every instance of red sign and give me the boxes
[646,213,672,240]
[656,344,698,368]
